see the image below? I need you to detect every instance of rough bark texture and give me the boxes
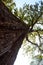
[0,1,28,65]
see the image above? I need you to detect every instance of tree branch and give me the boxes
[30,13,42,30]
[37,31,41,46]
[26,36,43,53]
[31,29,43,32]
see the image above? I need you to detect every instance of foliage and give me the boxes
[2,0,43,64]
[2,0,16,12]
[30,55,43,65]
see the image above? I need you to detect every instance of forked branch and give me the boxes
[26,35,43,53]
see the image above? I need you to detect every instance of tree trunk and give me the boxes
[0,1,28,65]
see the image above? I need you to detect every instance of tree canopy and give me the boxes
[1,0,43,65]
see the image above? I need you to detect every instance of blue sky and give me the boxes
[14,0,42,8]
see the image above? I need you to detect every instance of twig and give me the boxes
[30,13,42,30]
[26,36,43,53]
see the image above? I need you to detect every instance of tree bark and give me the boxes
[0,1,28,65]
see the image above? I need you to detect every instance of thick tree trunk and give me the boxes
[0,32,26,65]
[0,1,28,65]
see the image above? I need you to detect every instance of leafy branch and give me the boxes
[26,35,43,53]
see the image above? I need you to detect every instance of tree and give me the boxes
[2,0,16,12]
[0,0,28,65]
[0,0,43,65]
[14,0,43,58]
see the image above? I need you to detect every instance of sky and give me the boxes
[14,45,32,65]
[13,0,43,65]
[13,36,40,65]
[14,0,42,8]
[14,37,40,65]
